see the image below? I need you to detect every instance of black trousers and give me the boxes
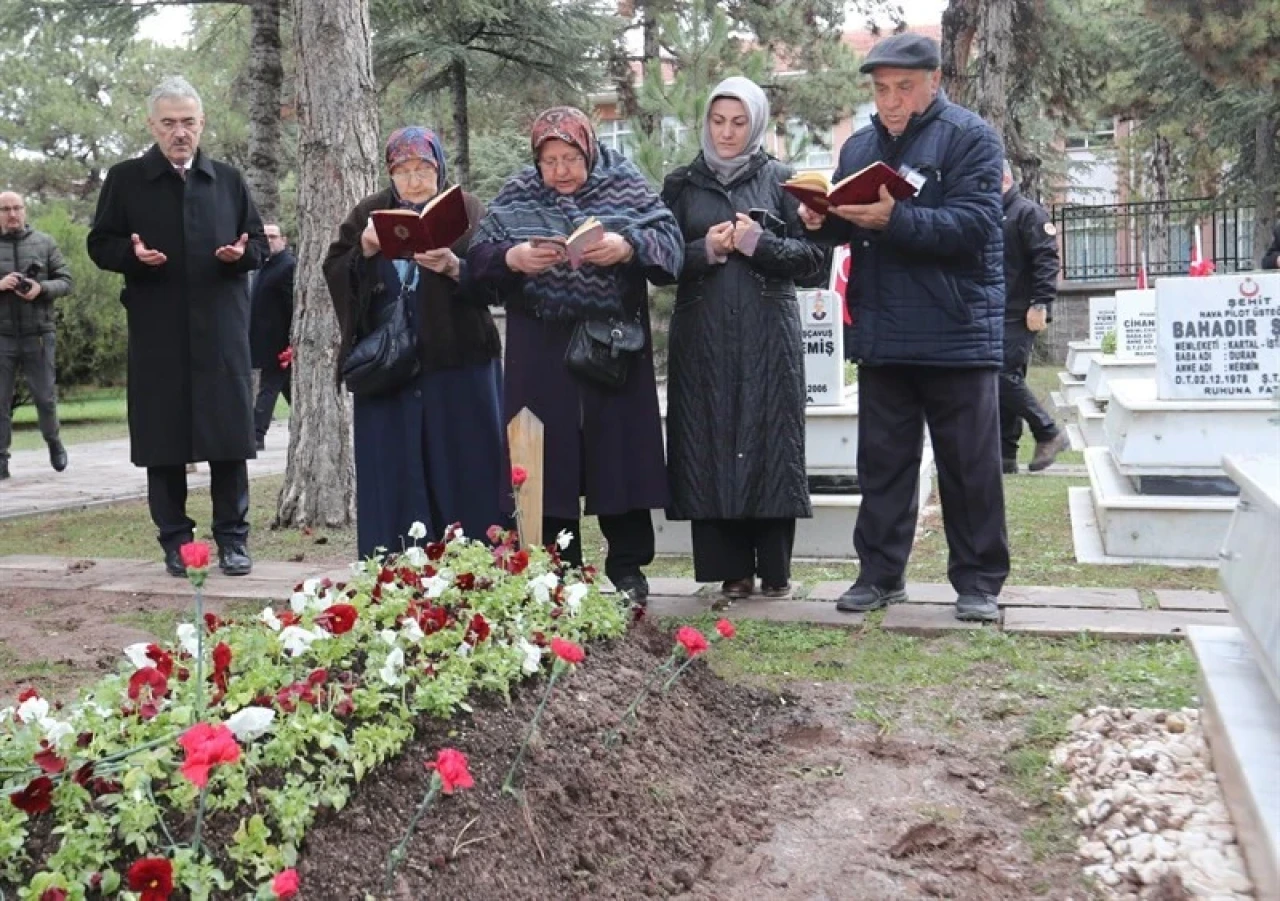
[690,518,796,586]
[854,365,1009,597]
[998,321,1059,461]
[544,508,654,584]
[253,367,291,441]
[147,461,250,551]
[0,333,60,460]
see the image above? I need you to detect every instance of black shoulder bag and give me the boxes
[341,268,421,397]
[564,309,646,391]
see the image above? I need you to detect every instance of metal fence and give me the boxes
[1050,196,1257,281]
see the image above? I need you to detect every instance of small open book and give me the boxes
[529,217,605,269]
[371,185,469,258]
[783,162,918,213]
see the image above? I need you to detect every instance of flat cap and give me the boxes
[859,33,942,73]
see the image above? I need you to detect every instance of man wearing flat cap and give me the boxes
[800,32,1009,623]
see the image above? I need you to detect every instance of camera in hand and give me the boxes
[11,262,39,295]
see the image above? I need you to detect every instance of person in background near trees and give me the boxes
[324,127,505,560]
[661,77,827,606]
[467,107,684,606]
[799,33,1009,623]
[0,190,73,481]
[1262,222,1280,270]
[998,161,1066,475]
[250,223,295,451]
[87,76,267,578]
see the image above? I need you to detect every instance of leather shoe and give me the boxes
[48,440,67,472]
[1001,458,1019,475]
[954,593,1000,622]
[721,578,754,601]
[255,436,266,452]
[835,583,907,612]
[0,458,8,480]
[164,547,186,578]
[613,573,649,606]
[760,581,792,599]
[218,544,253,576]
[1028,432,1068,472]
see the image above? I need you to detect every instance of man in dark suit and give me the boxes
[87,76,267,577]
[250,223,295,451]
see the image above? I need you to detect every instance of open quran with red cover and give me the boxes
[371,185,469,258]
[782,162,918,212]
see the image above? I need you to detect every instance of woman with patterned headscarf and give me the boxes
[661,76,828,606]
[323,126,506,558]
[468,107,684,605]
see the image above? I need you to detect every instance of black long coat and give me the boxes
[87,146,267,466]
[661,153,827,520]
[250,248,295,368]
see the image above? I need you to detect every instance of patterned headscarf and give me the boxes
[700,77,770,185]
[530,107,599,172]
[385,126,447,195]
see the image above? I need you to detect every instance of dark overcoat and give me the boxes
[661,153,827,520]
[87,145,267,466]
[250,248,295,368]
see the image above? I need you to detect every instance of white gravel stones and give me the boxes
[1052,706,1255,899]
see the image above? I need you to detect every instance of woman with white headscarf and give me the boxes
[661,76,829,606]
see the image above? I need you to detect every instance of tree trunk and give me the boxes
[970,0,1014,139]
[1254,112,1277,264]
[451,57,471,189]
[275,0,379,528]
[940,0,979,106]
[1148,132,1172,268]
[638,1,660,138]
[246,0,284,222]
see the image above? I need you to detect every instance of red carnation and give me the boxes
[675,626,709,657]
[314,603,357,635]
[271,868,300,899]
[550,637,585,665]
[179,540,210,570]
[127,857,174,901]
[277,345,294,370]
[715,619,736,639]
[511,465,528,487]
[9,775,54,816]
[178,722,241,788]
[425,748,474,794]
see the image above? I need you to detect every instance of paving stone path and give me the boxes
[0,558,1230,641]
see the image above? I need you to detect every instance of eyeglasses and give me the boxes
[391,169,436,184]
[0,206,24,213]
[538,154,586,173]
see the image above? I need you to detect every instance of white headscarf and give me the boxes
[700,76,770,185]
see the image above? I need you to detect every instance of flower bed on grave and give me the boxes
[0,524,628,898]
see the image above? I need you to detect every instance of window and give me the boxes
[782,118,833,170]
[1065,118,1117,151]
[597,119,634,157]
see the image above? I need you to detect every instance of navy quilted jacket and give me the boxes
[819,94,1005,367]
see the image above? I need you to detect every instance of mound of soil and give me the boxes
[299,621,803,899]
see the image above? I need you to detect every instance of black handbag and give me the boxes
[564,314,645,391]
[341,279,420,397]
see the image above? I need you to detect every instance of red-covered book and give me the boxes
[783,162,918,212]
[371,185,469,258]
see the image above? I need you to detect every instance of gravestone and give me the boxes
[798,289,844,406]
[1089,295,1117,343]
[1156,273,1280,401]
[1113,288,1157,358]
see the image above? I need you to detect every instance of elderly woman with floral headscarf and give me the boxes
[661,76,828,606]
[468,107,684,604]
[324,126,506,559]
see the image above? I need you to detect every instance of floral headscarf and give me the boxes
[530,107,599,171]
[385,126,447,199]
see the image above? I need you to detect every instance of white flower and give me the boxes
[289,591,312,614]
[226,706,276,741]
[565,583,589,615]
[279,626,325,657]
[517,638,543,675]
[448,524,465,541]
[302,578,320,596]
[556,529,574,550]
[259,606,283,632]
[400,619,425,643]
[422,574,450,599]
[379,628,399,647]
[408,521,428,540]
[16,696,49,725]
[529,572,560,604]
[349,561,365,576]
[456,642,472,658]
[379,647,405,686]
[41,719,73,746]
[0,706,13,724]
[176,623,199,657]
[403,545,427,567]
[123,643,153,670]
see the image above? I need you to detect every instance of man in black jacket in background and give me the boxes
[999,162,1066,474]
[1262,223,1279,270]
[250,223,294,451]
